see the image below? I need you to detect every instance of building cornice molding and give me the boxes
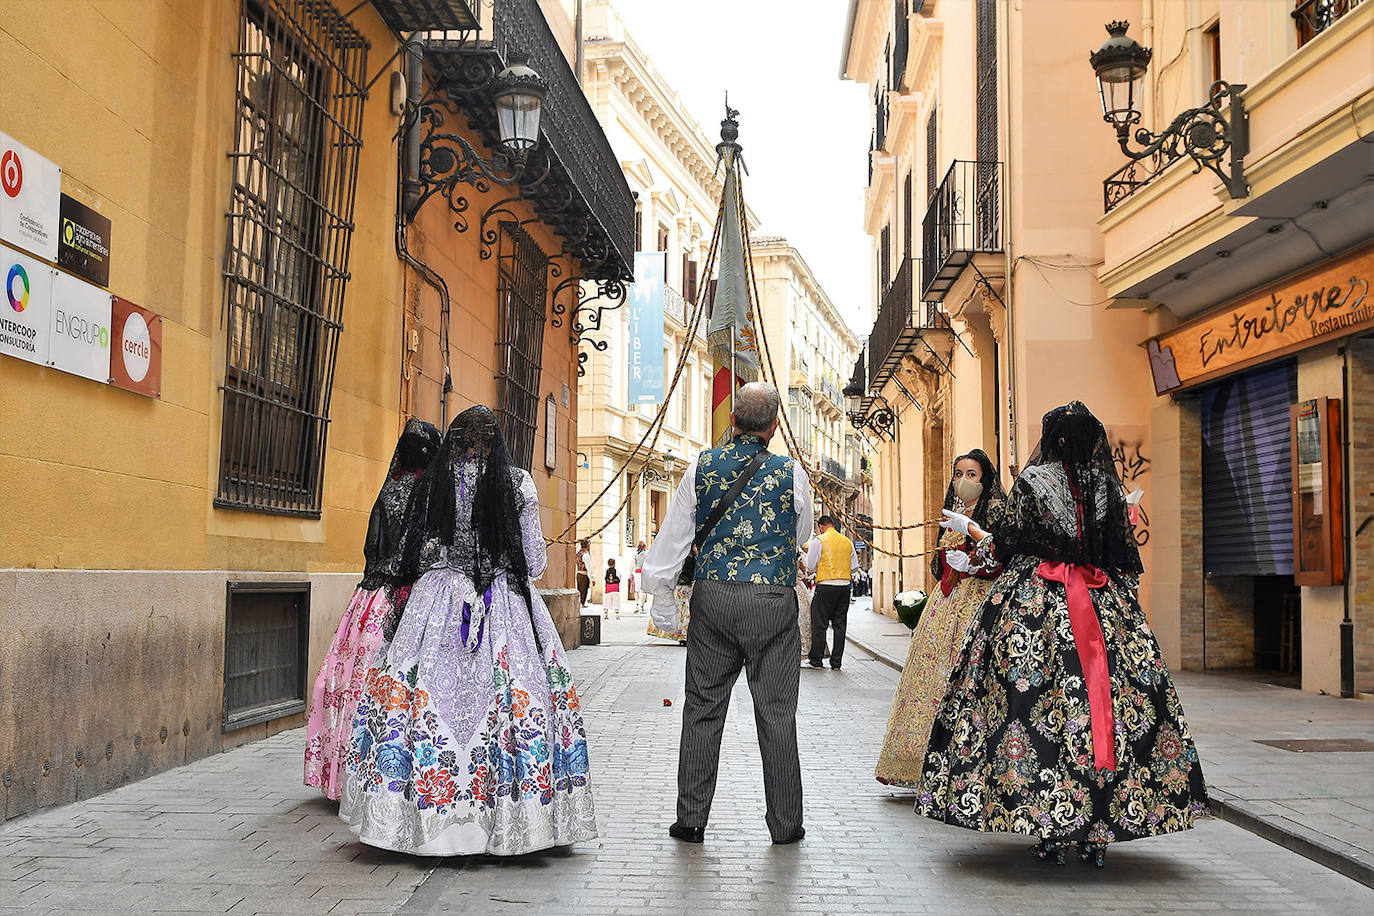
[584,41,730,213]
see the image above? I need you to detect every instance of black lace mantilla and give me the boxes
[360,418,442,589]
[401,406,533,608]
[993,402,1144,574]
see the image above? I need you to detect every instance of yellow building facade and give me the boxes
[0,0,631,818]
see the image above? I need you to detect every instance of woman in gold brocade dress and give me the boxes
[874,450,1005,788]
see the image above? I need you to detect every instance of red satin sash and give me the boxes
[1037,561,1114,772]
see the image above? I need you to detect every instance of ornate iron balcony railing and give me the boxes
[921,159,1002,300]
[868,257,942,390]
[1294,0,1364,47]
[426,0,634,281]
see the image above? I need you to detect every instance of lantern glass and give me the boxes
[1096,71,1143,129]
[492,53,546,156]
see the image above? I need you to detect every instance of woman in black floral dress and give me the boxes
[916,402,1208,866]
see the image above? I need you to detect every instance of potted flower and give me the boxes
[894,590,929,629]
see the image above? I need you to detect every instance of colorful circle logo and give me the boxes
[7,264,29,312]
[0,150,21,199]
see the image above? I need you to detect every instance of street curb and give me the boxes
[1207,792,1374,890]
[846,633,904,672]
[847,633,1374,889]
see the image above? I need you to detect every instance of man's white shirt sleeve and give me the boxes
[639,459,699,606]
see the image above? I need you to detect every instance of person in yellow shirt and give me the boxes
[803,515,860,670]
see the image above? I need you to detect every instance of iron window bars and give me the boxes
[495,221,550,470]
[217,0,367,517]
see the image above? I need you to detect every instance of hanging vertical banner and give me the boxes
[0,130,61,261]
[49,271,112,383]
[58,194,112,287]
[110,297,162,397]
[627,251,666,405]
[0,241,53,366]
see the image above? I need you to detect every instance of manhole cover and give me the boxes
[1255,738,1374,753]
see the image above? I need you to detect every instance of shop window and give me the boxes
[495,222,550,470]
[216,0,368,517]
[223,581,310,731]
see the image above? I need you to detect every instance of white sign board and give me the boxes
[0,241,53,366]
[0,130,60,261]
[50,271,112,382]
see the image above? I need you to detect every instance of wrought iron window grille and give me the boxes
[495,221,550,470]
[216,0,368,518]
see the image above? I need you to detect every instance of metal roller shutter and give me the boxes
[1201,360,1297,575]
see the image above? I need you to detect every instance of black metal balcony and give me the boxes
[868,257,942,390]
[921,160,1002,300]
[821,457,847,483]
[1294,0,1364,47]
[425,0,634,280]
[372,0,477,32]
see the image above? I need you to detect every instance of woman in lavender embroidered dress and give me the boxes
[304,418,440,800]
[340,406,596,856]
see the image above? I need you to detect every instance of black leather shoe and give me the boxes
[772,827,806,845]
[669,822,704,843]
[806,661,823,669]
[830,664,842,670]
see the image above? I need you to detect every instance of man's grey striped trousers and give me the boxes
[676,578,803,840]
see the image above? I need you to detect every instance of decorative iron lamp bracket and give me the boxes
[1118,80,1250,199]
[403,100,551,226]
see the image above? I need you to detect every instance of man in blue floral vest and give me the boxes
[641,382,815,845]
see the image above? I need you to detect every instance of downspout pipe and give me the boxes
[395,37,454,424]
[1341,346,1355,698]
[403,38,425,220]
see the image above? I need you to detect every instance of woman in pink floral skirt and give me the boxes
[303,418,441,800]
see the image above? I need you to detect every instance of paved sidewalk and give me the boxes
[2,612,1372,914]
[845,603,1374,888]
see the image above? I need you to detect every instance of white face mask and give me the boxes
[952,478,983,508]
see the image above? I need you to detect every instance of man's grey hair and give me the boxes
[733,382,781,434]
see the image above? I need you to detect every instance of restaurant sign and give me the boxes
[1148,244,1374,395]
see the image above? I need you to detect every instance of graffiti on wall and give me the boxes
[1109,429,1151,547]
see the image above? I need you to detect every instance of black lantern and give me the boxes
[493,53,547,157]
[1089,21,1151,132]
[1088,20,1248,200]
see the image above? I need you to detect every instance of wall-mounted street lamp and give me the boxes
[842,382,895,439]
[1089,21,1249,199]
[404,49,550,222]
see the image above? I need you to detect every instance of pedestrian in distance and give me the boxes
[603,558,622,619]
[803,515,859,670]
[304,418,441,801]
[640,382,814,845]
[340,405,596,856]
[632,540,648,614]
[874,449,1005,789]
[916,402,1210,867]
[575,538,593,608]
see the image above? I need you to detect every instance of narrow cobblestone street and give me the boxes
[2,613,1371,914]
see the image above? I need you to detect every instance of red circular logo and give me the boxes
[1,151,22,198]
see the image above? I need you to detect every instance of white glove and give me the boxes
[944,549,972,573]
[940,509,973,537]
